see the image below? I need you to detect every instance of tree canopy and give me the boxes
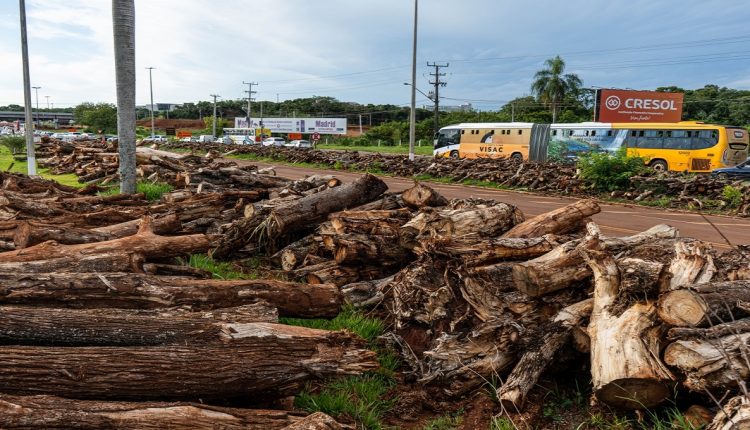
[73,103,118,133]
[531,56,583,123]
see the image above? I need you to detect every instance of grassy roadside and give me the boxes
[316,143,434,156]
[0,146,82,188]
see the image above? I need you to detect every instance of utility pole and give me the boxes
[242,81,257,128]
[408,0,418,162]
[146,67,155,137]
[358,114,363,135]
[210,94,220,137]
[45,95,49,109]
[32,86,40,126]
[427,62,448,137]
[18,0,36,175]
[511,102,515,122]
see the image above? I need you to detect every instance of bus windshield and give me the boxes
[435,129,459,149]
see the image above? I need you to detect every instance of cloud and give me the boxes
[0,0,749,110]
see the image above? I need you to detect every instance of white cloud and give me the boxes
[0,0,749,110]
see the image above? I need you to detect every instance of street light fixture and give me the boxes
[32,86,40,126]
[403,82,433,101]
[146,67,155,138]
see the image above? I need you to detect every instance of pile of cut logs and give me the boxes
[163,141,750,214]
[225,176,750,426]
[0,171,380,429]
[3,139,750,427]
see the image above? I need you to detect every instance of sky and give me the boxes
[1,0,750,112]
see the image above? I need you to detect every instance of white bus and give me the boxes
[223,128,259,144]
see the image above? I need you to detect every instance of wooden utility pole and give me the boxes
[427,62,448,137]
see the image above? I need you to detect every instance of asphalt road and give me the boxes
[237,159,750,251]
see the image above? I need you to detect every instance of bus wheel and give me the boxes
[511,152,523,162]
[450,150,459,159]
[650,159,668,171]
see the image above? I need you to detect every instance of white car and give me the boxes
[179,136,195,143]
[215,137,229,144]
[143,135,168,143]
[262,137,286,147]
[287,139,312,148]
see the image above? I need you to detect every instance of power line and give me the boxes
[427,61,448,135]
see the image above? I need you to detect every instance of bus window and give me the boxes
[518,130,523,135]
[591,130,597,136]
[636,130,663,149]
[663,130,691,149]
[692,130,718,150]
[552,130,557,136]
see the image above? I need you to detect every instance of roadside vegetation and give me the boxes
[0,139,81,187]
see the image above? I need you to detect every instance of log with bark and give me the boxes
[0,304,278,346]
[423,235,560,267]
[503,199,600,238]
[400,201,524,250]
[0,217,210,273]
[664,322,750,392]
[329,208,412,236]
[0,273,342,318]
[340,276,394,308]
[401,182,448,209]
[578,227,675,409]
[0,323,378,401]
[281,412,348,430]
[707,396,750,430]
[0,394,306,430]
[512,224,678,297]
[658,280,750,327]
[333,233,410,265]
[496,299,593,411]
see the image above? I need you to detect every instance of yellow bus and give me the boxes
[550,121,749,172]
[433,122,540,160]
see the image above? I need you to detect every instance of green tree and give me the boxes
[531,56,582,123]
[112,0,137,194]
[73,102,117,133]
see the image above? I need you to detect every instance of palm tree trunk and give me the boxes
[112,0,136,194]
[552,96,557,123]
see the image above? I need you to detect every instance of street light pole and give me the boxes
[45,95,49,109]
[18,0,36,175]
[32,86,40,126]
[243,81,257,128]
[210,94,220,137]
[408,0,418,162]
[146,67,155,138]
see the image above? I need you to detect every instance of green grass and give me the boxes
[182,254,259,280]
[423,409,464,430]
[490,416,516,430]
[316,143,434,156]
[577,406,705,430]
[99,181,174,202]
[281,305,385,344]
[284,306,400,429]
[295,373,396,430]
[0,145,83,188]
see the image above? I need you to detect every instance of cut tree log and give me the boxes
[401,182,448,209]
[0,272,342,318]
[657,280,750,327]
[333,233,409,264]
[91,213,181,238]
[579,227,674,409]
[664,332,750,392]
[425,235,558,266]
[512,224,678,297]
[266,173,388,239]
[0,304,278,346]
[400,202,524,249]
[281,412,347,430]
[0,323,378,401]
[12,221,112,249]
[340,275,394,308]
[665,240,716,291]
[503,199,600,238]
[421,320,520,396]
[0,394,305,430]
[0,217,210,273]
[497,299,593,411]
[668,317,750,340]
[707,396,750,430]
[275,235,316,271]
[329,208,412,236]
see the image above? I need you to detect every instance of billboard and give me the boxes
[596,89,683,123]
[234,117,347,135]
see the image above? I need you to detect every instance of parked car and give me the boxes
[712,158,750,180]
[105,135,118,142]
[215,137,229,144]
[143,135,168,143]
[197,135,214,143]
[287,139,312,148]
[179,136,195,143]
[262,137,286,147]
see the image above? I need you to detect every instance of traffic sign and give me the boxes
[312,132,321,141]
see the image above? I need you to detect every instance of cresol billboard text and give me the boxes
[596,89,684,123]
[234,117,347,135]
